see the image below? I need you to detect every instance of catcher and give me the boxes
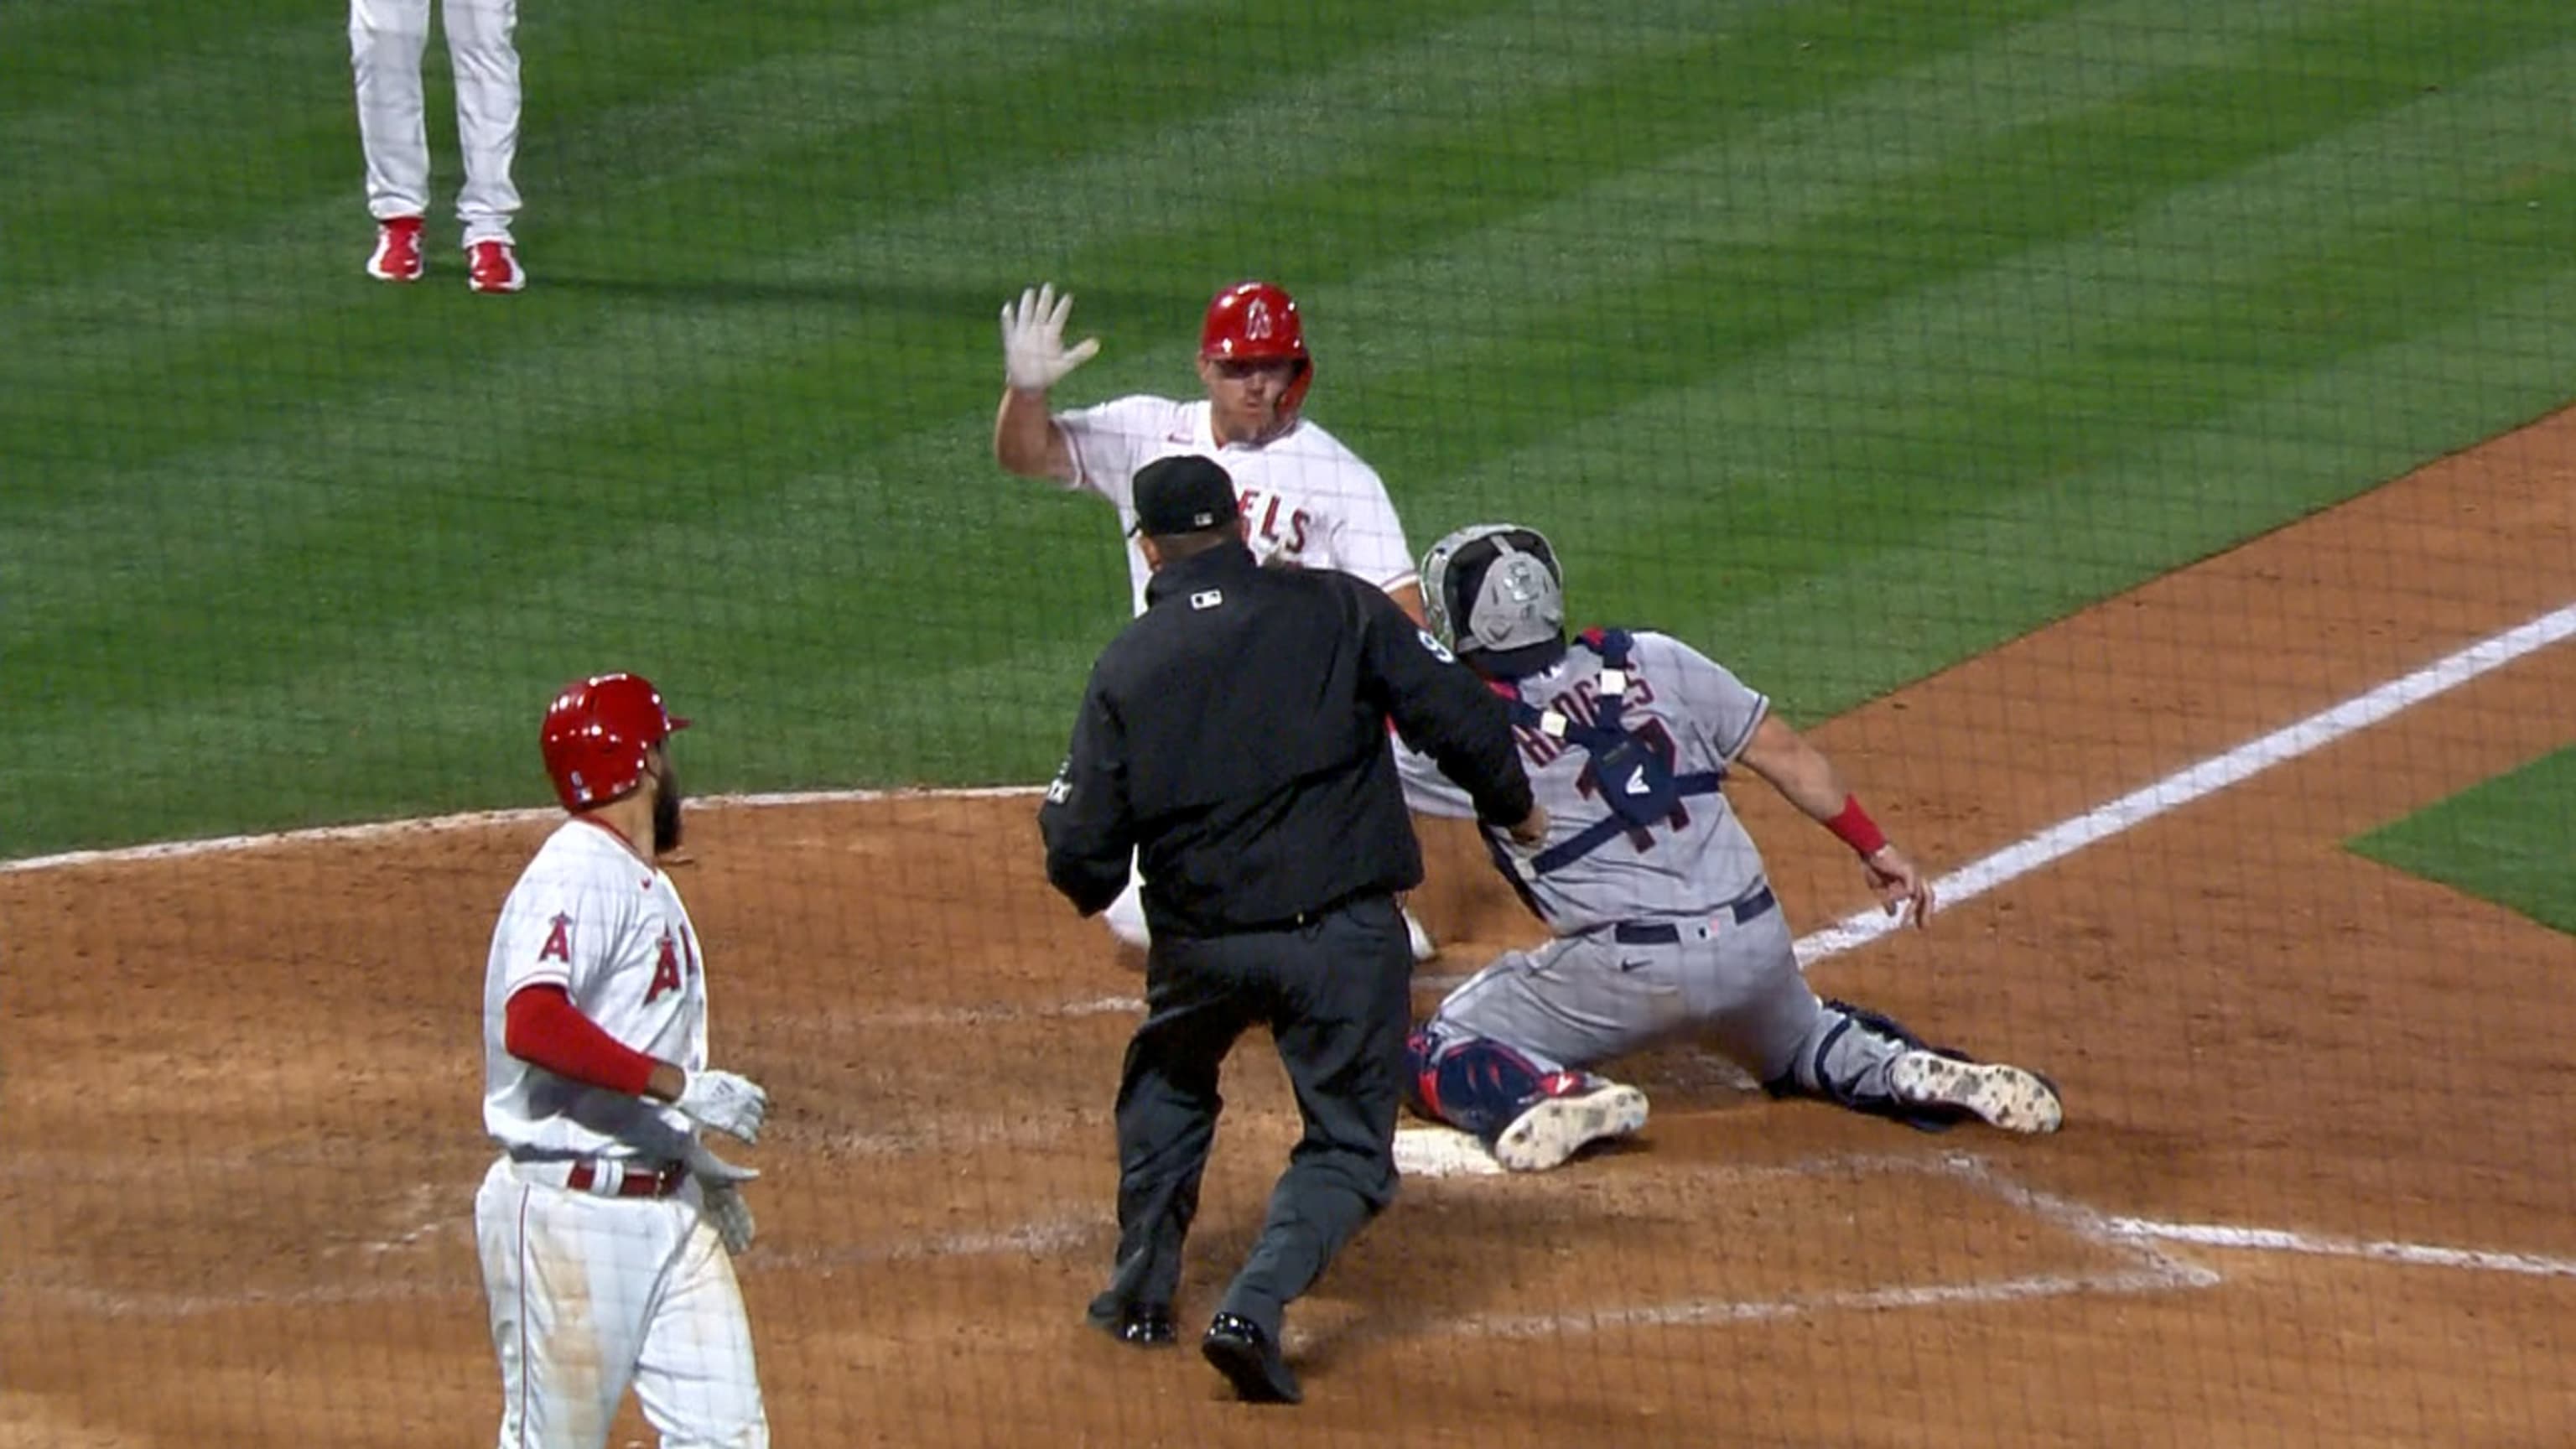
[1396,524,2064,1171]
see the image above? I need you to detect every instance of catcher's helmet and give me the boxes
[540,673,689,812]
[1200,281,1312,418]
[1421,523,1566,656]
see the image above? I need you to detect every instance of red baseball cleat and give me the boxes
[467,240,526,294]
[366,216,425,282]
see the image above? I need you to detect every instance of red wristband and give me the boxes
[1825,795,1888,858]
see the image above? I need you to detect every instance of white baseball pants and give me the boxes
[475,1158,768,1449]
[350,0,522,244]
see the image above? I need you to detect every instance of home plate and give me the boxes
[1394,1126,1504,1177]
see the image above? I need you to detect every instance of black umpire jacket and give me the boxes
[1041,543,1534,939]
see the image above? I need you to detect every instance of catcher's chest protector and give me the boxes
[1500,630,1726,877]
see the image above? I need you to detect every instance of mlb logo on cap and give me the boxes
[1130,455,1240,538]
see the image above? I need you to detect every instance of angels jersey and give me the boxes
[481,818,708,1159]
[1055,395,1416,615]
[1399,631,1774,934]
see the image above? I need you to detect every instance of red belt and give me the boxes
[564,1160,688,1198]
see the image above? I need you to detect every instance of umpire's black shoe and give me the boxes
[1201,1312,1301,1405]
[1086,1295,1176,1348]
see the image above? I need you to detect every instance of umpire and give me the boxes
[1041,455,1542,1404]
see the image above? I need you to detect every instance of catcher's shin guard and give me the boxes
[1763,999,1978,1134]
[1406,1025,1561,1143]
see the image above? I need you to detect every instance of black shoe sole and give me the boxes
[1202,1331,1301,1405]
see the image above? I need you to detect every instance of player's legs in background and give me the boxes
[444,0,522,248]
[474,1159,649,1449]
[1103,865,1151,951]
[1400,896,1439,963]
[349,0,433,225]
[1408,935,1668,1170]
[632,1207,770,1449]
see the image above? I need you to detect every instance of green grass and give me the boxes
[6,0,2576,856]
[2350,748,2576,936]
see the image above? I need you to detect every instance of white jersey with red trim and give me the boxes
[481,818,709,1159]
[1055,395,1416,615]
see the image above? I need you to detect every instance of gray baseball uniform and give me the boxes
[1401,629,1903,1098]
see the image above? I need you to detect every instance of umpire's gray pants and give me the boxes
[1093,894,1411,1342]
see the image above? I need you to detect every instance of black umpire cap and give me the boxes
[1129,455,1239,538]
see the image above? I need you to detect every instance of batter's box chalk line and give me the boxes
[1380,1150,2217,1344]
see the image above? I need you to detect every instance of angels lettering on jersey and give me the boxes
[1053,395,1416,615]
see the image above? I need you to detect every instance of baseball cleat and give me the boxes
[1404,906,1438,964]
[1888,1051,2063,1134]
[366,216,424,282]
[1490,1080,1648,1172]
[467,240,526,293]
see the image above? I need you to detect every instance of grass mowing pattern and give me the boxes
[5,0,2573,855]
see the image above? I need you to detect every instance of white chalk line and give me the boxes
[1428,1151,2210,1342]
[1794,601,2576,963]
[0,784,1049,875]
[2106,1221,2576,1279]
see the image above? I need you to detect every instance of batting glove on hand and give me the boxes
[683,1140,759,1254]
[1000,283,1100,393]
[674,1068,769,1143]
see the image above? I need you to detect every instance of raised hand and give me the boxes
[1000,283,1102,393]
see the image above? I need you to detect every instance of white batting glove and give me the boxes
[673,1068,769,1143]
[1000,283,1101,393]
[684,1140,759,1254]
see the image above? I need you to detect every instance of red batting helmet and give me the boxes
[540,673,689,812]
[1200,281,1313,418]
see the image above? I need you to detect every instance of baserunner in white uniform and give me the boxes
[1397,526,2064,1171]
[994,280,1438,961]
[475,673,774,1447]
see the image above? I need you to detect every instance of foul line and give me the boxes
[1794,602,2576,964]
[2106,1220,2576,1279]
[0,785,1047,875]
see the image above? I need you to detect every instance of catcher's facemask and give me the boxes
[1421,523,1565,655]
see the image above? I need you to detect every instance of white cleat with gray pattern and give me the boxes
[1888,1051,2064,1134]
[1491,1082,1649,1171]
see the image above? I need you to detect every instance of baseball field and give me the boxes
[5,1,2573,1445]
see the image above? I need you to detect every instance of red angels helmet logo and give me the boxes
[1199,281,1312,418]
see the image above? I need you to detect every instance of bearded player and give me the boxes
[1397,526,2064,1171]
[995,279,1440,961]
[474,673,773,1446]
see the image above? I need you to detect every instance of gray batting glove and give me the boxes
[1000,283,1101,392]
[674,1068,769,1143]
[684,1140,759,1254]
